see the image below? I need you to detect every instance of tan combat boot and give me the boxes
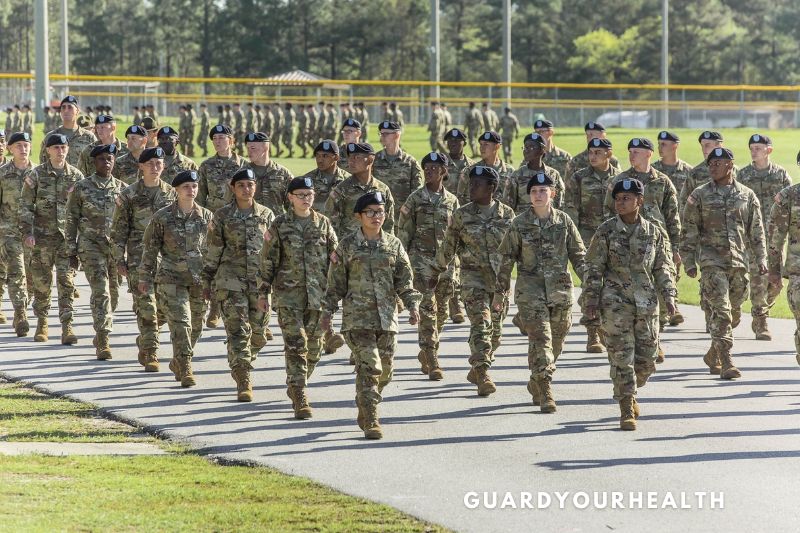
[142,350,160,372]
[264,327,274,341]
[13,308,29,337]
[527,379,541,406]
[205,301,220,328]
[731,308,741,329]
[362,402,383,440]
[512,313,526,335]
[356,396,366,430]
[718,350,741,380]
[668,306,684,326]
[417,349,429,375]
[426,350,444,381]
[634,360,655,388]
[619,396,637,430]
[287,386,313,420]
[168,358,182,381]
[537,378,556,413]
[632,397,641,419]
[703,347,721,375]
[180,357,196,388]
[323,329,345,354]
[61,322,78,345]
[474,366,496,397]
[0,309,6,324]
[656,343,665,364]
[752,315,772,341]
[33,318,48,342]
[586,326,605,353]
[94,332,112,361]
[466,366,477,384]
[449,298,465,324]
[232,367,252,401]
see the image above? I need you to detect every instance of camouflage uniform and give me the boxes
[249,159,294,216]
[445,154,475,203]
[324,175,395,238]
[583,215,676,400]
[197,108,210,157]
[543,145,572,180]
[281,107,296,157]
[197,153,248,212]
[397,186,459,377]
[233,108,245,152]
[65,172,125,339]
[113,151,142,185]
[300,166,349,212]
[39,126,96,167]
[564,149,621,181]
[161,152,198,183]
[140,202,213,365]
[0,160,32,322]
[202,201,275,371]
[260,209,337,386]
[652,159,693,202]
[498,114,520,162]
[427,109,447,152]
[678,161,741,206]
[295,108,309,155]
[372,149,423,210]
[457,160,514,202]
[464,108,485,155]
[77,138,127,177]
[19,161,84,325]
[502,164,565,213]
[767,184,800,361]
[111,179,176,358]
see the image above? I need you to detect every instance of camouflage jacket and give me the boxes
[201,201,275,292]
[583,215,676,314]
[446,154,475,202]
[296,109,308,133]
[161,152,199,183]
[543,145,572,179]
[502,163,565,213]
[434,200,515,289]
[464,108,484,131]
[77,138,128,177]
[495,208,586,308]
[249,159,294,216]
[768,184,800,276]
[323,228,421,332]
[198,110,210,133]
[111,179,176,269]
[372,149,423,207]
[498,114,520,140]
[259,208,337,310]
[113,151,142,185]
[324,175,395,238]
[457,159,514,201]
[736,161,792,224]
[197,153,248,212]
[678,161,740,207]
[39,126,97,167]
[65,173,126,256]
[652,158,693,199]
[564,149,621,181]
[563,165,619,235]
[680,179,766,272]
[139,202,213,286]
[397,186,460,279]
[0,159,33,239]
[299,166,349,212]
[19,161,84,240]
[233,109,245,132]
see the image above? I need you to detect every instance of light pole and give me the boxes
[429,0,440,101]
[661,0,669,128]
[502,0,511,107]
[62,0,69,95]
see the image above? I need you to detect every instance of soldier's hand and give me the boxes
[24,235,35,248]
[769,271,783,290]
[202,288,212,301]
[320,313,332,332]
[68,256,79,270]
[685,267,697,278]
[665,298,676,317]
[137,281,150,295]
[117,261,128,277]
[759,263,768,276]
[586,304,598,320]
[408,308,420,326]
[257,296,269,313]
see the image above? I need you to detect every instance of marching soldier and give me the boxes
[245,131,294,217]
[114,125,149,185]
[372,120,423,211]
[534,119,572,179]
[464,102,484,158]
[427,102,447,152]
[498,108,520,164]
[155,126,198,182]
[281,103,296,158]
[40,95,97,167]
[502,132,565,213]
[457,131,514,201]
[337,118,362,174]
[196,104,210,158]
[77,114,127,177]
[652,130,692,203]
[563,122,621,181]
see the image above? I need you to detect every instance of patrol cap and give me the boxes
[627,138,654,151]
[314,139,338,155]
[210,124,233,139]
[156,126,178,138]
[60,95,79,107]
[138,146,165,163]
[587,138,612,150]
[140,116,158,130]
[45,134,69,147]
[658,130,679,142]
[94,114,115,125]
[341,118,362,130]
[706,147,734,163]
[77,115,92,128]
[443,128,465,141]
[533,119,554,129]
[748,133,772,146]
[378,120,401,132]
[172,170,199,188]
[584,121,606,132]
[353,191,385,213]
[468,165,500,183]
[346,142,375,155]
[125,125,147,137]
[90,144,117,158]
[612,178,645,198]
[421,151,449,167]
[7,132,31,145]
[699,131,723,142]
[523,132,546,147]
[287,177,314,193]
[245,131,270,143]
[480,131,502,144]
[230,168,256,184]
[526,172,554,193]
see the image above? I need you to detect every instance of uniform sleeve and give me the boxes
[553,171,564,209]
[501,174,517,210]
[652,229,677,299]
[662,180,681,251]
[138,215,164,285]
[324,188,342,232]
[410,161,422,193]
[395,197,415,250]
[566,216,587,279]
[64,184,81,257]
[383,189,396,234]
[678,174,696,208]
[494,224,521,294]
[323,243,348,315]
[77,147,91,177]
[259,220,281,298]
[434,211,462,274]
[679,191,701,272]
[394,242,422,311]
[196,166,209,207]
[18,169,37,237]
[456,168,470,203]
[110,193,132,264]
[563,171,580,224]
[748,194,767,269]
[582,227,610,307]
[201,211,225,290]
[768,188,791,275]
[603,180,615,219]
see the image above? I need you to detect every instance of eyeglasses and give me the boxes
[361,209,386,218]
[291,192,314,200]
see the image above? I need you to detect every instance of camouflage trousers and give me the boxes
[277,306,322,387]
[180,127,195,156]
[578,228,601,328]
[429,135,446,153]
[197,130,209,155]
[0,237,28,311]
[463,285,507,369]
[700,266,749,354]
[218,289,268,371]
[158,283,207,360]
[80,250,119,334]
[29,238,74,323]
[415,277,454,352]
[601,302,659,400]
[749,258,781,318]
[127,270,161,352]
[344,329,396,406]
[280,128,294,154]
[465,128,479,156]
[519,303,572,380]
[786,276,800,355]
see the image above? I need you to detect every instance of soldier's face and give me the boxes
[529,185,554,208]
[315,151,338,171]
[379,129,400,149]
[232,179,256,201]
[95,123,115,141]
[700,139,722,158]
[588,148,611,168]
[177,182,199,201]
[469,177,494,204]
[157,135,179,154]
[585,130,604,142]
[628,148,652,169]
[708,159,733,182]
[246,142,268,161]
[212,134,233,154]
[93,153,115,176]
[358,204,386,230]
[9,141,30,159]
[749,143,771,163]
[479,141,500,160]
[535,128,554,142]
[423,163,447,187]
[522,142,543,162]
[46,144,69,164]
[614,192,643,216]
[446,138,465,154]
[60,103,77,122]
[140,158,165,179]
[347,153,373,173]
[342,127,360,143]
[657,140,678,159]
[288,189,314,211]
[127,134,147,152]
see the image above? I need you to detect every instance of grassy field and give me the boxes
[0,380,446,532]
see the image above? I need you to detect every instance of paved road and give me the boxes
[2,274,800,532]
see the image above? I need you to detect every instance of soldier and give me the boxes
[306,103,319,150]
[155,126,198,182]
[202,168,275,401]
[321,191,421,439]
[584,178,676,431]
[114,125,148,185]
[397,152,459,381]
[427,102,447,152]
[222,104,233,128]
[737,133,790,341]
[481,103,499,132]
[259,177,338,418]
[271,103,285,156]
[652,130,692,201]
[678,131,738,206]
[0,131,32,336]
[132,106,143,126]
[281,103,296,158]
[441,103,452,128]
[323,102,337,140]
[498,108,520,164]
[373,120,423,211]
[502,133,564,213]
[295,104,309,158]
[337,118,362,173]
[21,105,33,139]
[40,95,96,167]
[245,103,256,138]
[4,109,12,135]
[77,114,127,176]
[65,144,125,360]
[11,105,21,133]
[111,147,176,371]
[464,102,484,158]
[140,116,159,148]
[145,104,159,125]
[456,131,514,201]
[380,102,392,122]
[186,104,197,157]
[564,122,621,181]
[245,131,294,216]
[232,103,245,152]
[433,166,515,394]
[197,103,211,158]
[217,105,225,128]
[20,133,83,344]
[353,102,368,143]
[254,104,264,134]
[178,105,191,156]
[301,139,348,213]
[389,102,404,129]
[140,170,212,387]
[534,119,572,179]
[681,148,766,380]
